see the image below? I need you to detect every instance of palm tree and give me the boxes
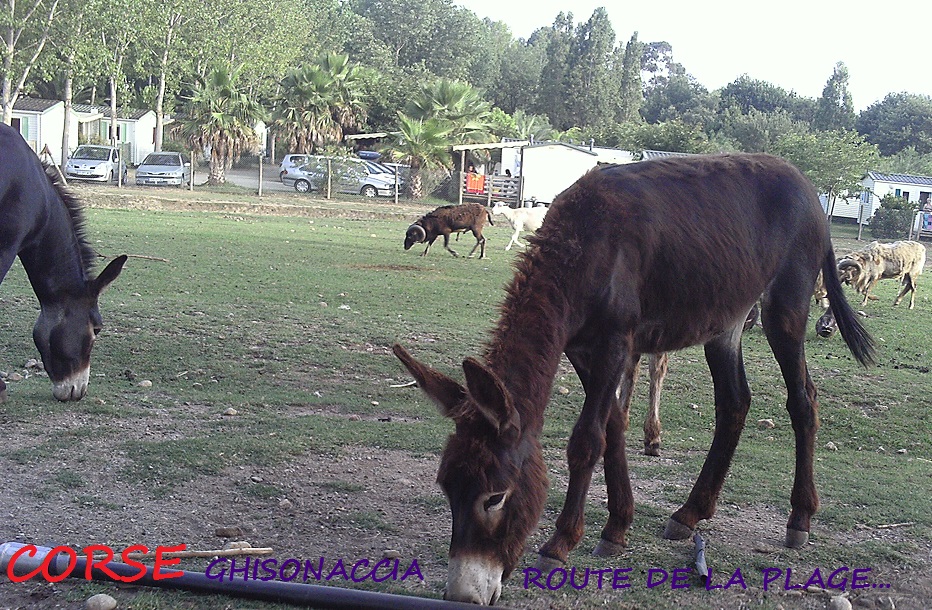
[512,109,554,142]
[386,113,453,199]
[406,79,493,145]
[271,53,366,154]
[182,65,265,185]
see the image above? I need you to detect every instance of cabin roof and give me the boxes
[865,171,932,187]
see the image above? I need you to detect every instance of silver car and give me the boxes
[135,152,191,187]
[279,154,311,181]
[65,145,127,183]
[282,156,398,197]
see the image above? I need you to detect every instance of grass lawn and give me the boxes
[0,189,929,609]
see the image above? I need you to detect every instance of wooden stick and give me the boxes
[123,547,274,560]
[390,380,417,388]
[875,522,914,530]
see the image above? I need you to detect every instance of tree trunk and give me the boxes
[60,52,75,167]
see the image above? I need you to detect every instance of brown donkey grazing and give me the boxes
[393,154,875,605]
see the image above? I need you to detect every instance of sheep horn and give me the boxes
[837,258,861,272]
[405,224,427,248]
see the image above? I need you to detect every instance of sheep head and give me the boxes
[837,258,862,285]
[404,224,427,249]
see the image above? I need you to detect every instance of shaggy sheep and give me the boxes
[403,203,493,258]
[491,202,550,250]
[838,240,926,308]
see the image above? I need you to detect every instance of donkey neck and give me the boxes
[484,285,570,437]
[18,203,90,303]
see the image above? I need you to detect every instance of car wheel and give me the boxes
[361,185,378,197]
[294,179,310,193]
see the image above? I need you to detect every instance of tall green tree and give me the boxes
[616,31,643,123]
[718,74,816,123]
[490,37,544,114]
[2,0,60,123]
[533,12,574,129]
[719,108,808,153]
[813,61,855,131]
[856,92,932,156]
[565,7,615,129]
[772,130,879,220]
[182,65,265,185]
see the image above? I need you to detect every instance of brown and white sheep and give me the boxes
[491,202,550,250]
[838,240,926,308]
[403,203,494,258]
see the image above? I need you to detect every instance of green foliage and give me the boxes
[813,61,856,131]
[270,53,367,154]
[870,194,918,239]
[874,146,932,176]
[772,129,879,204]
[857,92,932,156]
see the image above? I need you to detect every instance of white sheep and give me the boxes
[837,240,927,308]
[491,201,550,250]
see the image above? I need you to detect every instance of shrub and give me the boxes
[870,194,916,239]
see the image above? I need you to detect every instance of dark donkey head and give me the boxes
[0,125,127,401]
[393,344,547,605]
[32,255,127,401]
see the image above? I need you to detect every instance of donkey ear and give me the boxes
[462,357,520,437]
[393,344,466,419]
[91,255,128,296]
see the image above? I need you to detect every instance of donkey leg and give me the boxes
[0,377,6,403]
[762,299,820,548]
[666,323,750,539]
[593,355,640,557]
[538,339,628,566]
[644,352,668,456]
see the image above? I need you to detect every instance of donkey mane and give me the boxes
[41,160,97,276]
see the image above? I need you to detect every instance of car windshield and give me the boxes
[73,147,111,161]
[142,154,181,166]
[287,155,308,165]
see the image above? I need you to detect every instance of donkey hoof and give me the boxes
[644,442,661,457]
[663,518,694,540]
[534,554,566,572]
[785,528,809,548]
[592,538,626,557]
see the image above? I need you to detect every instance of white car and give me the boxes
[278,154,312,182]
[65,145,127,183]
[135,152,191,187]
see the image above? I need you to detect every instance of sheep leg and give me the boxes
[467,231,486,258]
[421,236,438,257]
[644,352,668,457]
[442,233,460,257]
[893,276,915,308]
[862,278,881,305]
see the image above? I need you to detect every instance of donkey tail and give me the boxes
[823,250,876,367]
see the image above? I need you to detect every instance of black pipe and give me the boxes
[0,543,503,609]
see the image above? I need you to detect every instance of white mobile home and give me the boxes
[10,98,65,164]
[844,171,932,221]
[518,142,600,204]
